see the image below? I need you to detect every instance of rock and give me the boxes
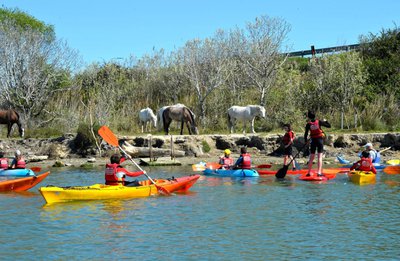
[53,161,66,167]
[28,155,49,162]
[87,157,96,163]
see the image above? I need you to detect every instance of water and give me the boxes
[0,166,399,260]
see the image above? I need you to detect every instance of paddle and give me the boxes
[275,140,309,179]
[383,165,400,175]
[98,125,170,195]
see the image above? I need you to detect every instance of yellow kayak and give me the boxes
[386,159,400,165]
[39,175,200,204]
[348,171,376,185]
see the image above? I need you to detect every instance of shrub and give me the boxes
[202,140,211,153]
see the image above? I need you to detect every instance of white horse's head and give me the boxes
[259,106,266,118]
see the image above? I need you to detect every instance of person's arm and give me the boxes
[117,167,144,177]
[350,160,360,170]
[371,164,377,174]
[304,123,310,140]
[234,156,243,168]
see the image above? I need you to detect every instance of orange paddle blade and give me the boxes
[98,126,119,147]
[383,166,400,174]
[30,166,42,172]
[206,162,222,170]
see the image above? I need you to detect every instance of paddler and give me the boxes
[350,150,377,174]
[233,147,251,169]
[363,143,378,163]
[10,150,26,169]
[304,110,331,177]
[219,149,234,169]
[0,151,9,169]
[282,123,296,171]
[105,154,144,186]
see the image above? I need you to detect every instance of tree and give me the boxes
[180,32,230,125]
[234,15,291,105]
[0,8,79,128]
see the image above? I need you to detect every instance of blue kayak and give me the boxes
[203,168,259,177]
[0,169,35,177]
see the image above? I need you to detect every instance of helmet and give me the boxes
[224,149,231,155]
[15,150,21,156]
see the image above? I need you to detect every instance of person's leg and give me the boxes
[284,155,288,165]
[317,153,323,175]
[307,153,315,175]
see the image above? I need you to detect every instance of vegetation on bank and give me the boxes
[0,8,399,139]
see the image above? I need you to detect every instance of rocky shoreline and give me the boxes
[1,132,400,170]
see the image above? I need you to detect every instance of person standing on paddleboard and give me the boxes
[282,124,296,171]
[304,110,331,177]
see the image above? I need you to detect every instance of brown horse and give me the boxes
[0,109,24,138]
[162,106,198,135]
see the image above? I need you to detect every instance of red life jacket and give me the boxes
[221,157,233,168]
[105,163,124,185]
[309,120,324,138]
[283,131,295,145]
[241,153,251,169]
[0,158,8,169]
[15,158,26,169]
[358,157,374,171]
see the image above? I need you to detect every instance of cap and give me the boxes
[15,149,21,156]
[363,143,373,148]
[224,149,231,155]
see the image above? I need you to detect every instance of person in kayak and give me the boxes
[10,150,26,169]
[105,154,144,186]
[363,143,378,163]
[233,147,251,169]
[282,123,296,171]
[304,110,331,177]
[219,149,234,169]
[0,152,9,169]
[350,150,377,174]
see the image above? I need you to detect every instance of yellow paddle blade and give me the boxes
[98,126,119,147]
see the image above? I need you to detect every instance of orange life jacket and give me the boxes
[0,158,8,169]
[221,157,233,168]
[309,120,324,138]
[15,158,26,169]
[241,153,251,169]
[105,163,124,185]
[357,157,374,171]
[283,131,295,145]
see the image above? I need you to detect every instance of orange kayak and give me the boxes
[0,172,50,192]
[258,168,349,175]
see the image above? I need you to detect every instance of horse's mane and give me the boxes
[184,107,196,126]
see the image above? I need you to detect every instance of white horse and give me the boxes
[157,103,186,131]
[227,105,266,134]
[139,107,157,133]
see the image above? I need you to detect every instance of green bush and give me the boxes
[202,140,211,153]
[72,123,99,155]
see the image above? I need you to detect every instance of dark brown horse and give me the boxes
[162,106,198,135]
[0,109,24,138]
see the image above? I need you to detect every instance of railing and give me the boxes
[287,44,360,57]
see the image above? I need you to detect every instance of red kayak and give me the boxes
[299,171,336,181]
[0,172,50,192]
[258,168,348,176]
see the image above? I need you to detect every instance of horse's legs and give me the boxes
[251,118,255,133]
[7,123,12,138]
[164,120,171,135]
[229,119,234,134]
[186,121,192,135]
[243,120,246,134]
[141,121,144,133]
[180,120,184,135]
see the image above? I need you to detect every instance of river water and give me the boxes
[0,166,399,260]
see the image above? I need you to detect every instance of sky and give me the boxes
[1,0,399,65]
